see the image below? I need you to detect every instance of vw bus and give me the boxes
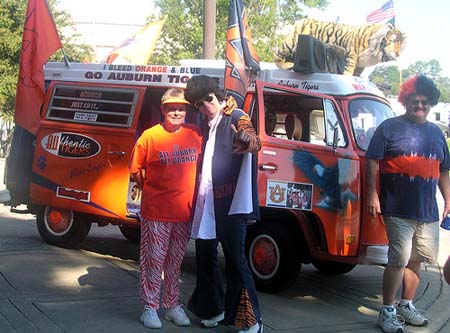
[2,59,393,291]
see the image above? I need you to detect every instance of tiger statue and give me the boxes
[274,18,406,76]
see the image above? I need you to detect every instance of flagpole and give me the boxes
[60,48,70,68]
[203,0,216,59]
[45,0,70,67]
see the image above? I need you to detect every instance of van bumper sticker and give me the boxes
[266,180,313,211]
[74,112,98,122]
[31,172,121,218]
[41,132,101,158]
[56,186,90,202]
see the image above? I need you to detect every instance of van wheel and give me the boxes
[246,224,301,293]
[36,206,91,248]
[119,225,140,243]
[312,260,356,275]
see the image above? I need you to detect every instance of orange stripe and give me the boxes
[380,155,440,179]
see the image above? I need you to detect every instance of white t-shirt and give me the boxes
[190,112,223,239]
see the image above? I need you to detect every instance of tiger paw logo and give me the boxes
[37,155,46,170]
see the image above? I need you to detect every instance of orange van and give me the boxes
[2,60,393,291]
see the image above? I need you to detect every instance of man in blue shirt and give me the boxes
[366,75,450,333]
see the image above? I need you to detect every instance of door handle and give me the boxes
[259,164,278,171]
[108,151,126,156]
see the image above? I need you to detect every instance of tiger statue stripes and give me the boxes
[275,18,406,76]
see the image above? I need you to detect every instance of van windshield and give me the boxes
[349,99,395,150]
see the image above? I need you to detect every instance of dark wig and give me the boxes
[185,75,224,104]
[398,74,440,106]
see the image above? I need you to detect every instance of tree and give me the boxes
[402,59,442,81]
[369,60,450,103]
[48,0,95,63]
[0,0,94,126]
[369,65,402,96]
[436,76,450,103]
[150,0,328,65]
[0,0,27,124]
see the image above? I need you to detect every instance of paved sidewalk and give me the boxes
[1,204,450,333]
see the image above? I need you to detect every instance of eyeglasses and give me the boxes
[410,99,430,106]
[165,105,187,113]
[194,94,214,108]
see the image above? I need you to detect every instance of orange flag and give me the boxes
[224,0,260,108]
[104,17,166,65]
[15,0,63,135]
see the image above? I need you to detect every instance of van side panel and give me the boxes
[255,82,362,258]
[31,126,136,219]
[29,82,147,221]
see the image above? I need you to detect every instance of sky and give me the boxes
[305,0,450,77]
[57,0,450,77]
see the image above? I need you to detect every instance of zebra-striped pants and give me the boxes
[139,218,191,309]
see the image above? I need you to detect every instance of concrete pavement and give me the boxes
[1,203,450,333]
[1,152,450,333]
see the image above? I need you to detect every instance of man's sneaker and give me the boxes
[200,311,225,328]
[396,303,429,326]
[378,307,404,333]
[140,307,162,329]
[164,305,191,326]
[238,322,263,333]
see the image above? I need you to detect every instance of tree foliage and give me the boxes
[0,0,94,125]
[369,59,450,103]
[150,0,328,65]
[48,0,95,63]
[0,0,27,124]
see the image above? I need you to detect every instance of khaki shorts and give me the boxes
[384,216,439,268]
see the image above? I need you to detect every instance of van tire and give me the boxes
[312,260,356,275]
[36,206,91,249]
[119,225,140,243]
[246,223,301,293]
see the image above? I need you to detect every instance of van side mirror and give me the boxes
[332,127,340,152]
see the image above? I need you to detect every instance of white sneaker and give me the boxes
[140,307,162,329]
[238,322,263,333]
[200,311,225,328]
[378,307,404,333]
[396,303,429,326]
[164,305,191,326]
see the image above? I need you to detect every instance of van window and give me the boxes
[309,109,325,145]
[262,89,346,148]
[46,85,139,127]
[324,100,347,147]
[349,99,394,150]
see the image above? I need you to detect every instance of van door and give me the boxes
[30,81,147,221]
[254,81,361,258]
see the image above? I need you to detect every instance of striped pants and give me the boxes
[139,218,191,309]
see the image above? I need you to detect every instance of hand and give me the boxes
[232,124,252,153]
[442,203,450,220]
[367,191,381,218]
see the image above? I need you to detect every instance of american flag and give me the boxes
[366,0,395,24]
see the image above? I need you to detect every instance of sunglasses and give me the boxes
[410,99,430,106]
[194,94,214,108]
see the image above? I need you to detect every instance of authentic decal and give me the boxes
[56,186,90,203]
[41,132,101,159]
